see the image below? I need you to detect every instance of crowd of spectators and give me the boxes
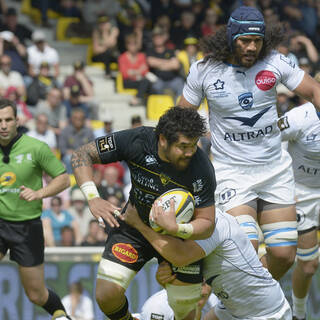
[1,0,320,246]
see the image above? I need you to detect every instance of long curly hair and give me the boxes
[200,23,285,64]
[155,106,207,145]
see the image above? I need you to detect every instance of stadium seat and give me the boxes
[86,44,118,71]
[147,95,175,120]
[69,174,77,187]
[56,17,80,41]
[90,120,104,130]
[116,73,138,95]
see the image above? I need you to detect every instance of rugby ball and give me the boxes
[149,188,195,233]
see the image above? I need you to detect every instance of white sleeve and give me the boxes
[279,103,313,141]
[195,225,221,256]
[182,61,205,106]
[277,53,305,91]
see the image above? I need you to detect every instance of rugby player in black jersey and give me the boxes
[71,106,216,320]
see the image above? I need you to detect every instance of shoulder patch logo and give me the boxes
[145,155,158,165]
[151,313,164,320]
[277,116,290,131]
[97,135,116,153]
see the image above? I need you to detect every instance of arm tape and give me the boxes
[80,181,100,201]
[176,223,194,239]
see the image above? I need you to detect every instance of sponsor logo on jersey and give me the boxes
[224,125,273,141]
[0,172,16,186]
[213,79,225,90]
[160,173,170,185]
[238,92,253,110]
[223,106,272,127]
[112,243,138,263]
[278,116,289,131]
[151,314,164,320]
[255,70,276,91]
[296,208,306,225]
[297,165,320,175]
[172,264,201,275]
[306,134,317,141]
[145,155,158,165]
[216,290,229,300]
[192,179,203,193]
[97,135,116,153]
[219,188,236,204]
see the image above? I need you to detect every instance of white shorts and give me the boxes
[295,182,320,232]
[214,298,292,320]
[213,150,295,212]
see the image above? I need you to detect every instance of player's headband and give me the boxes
[227,6,265,50]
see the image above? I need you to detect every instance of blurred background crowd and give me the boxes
[0,0,319,247]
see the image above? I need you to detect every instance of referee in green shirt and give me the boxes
[0,99,71,320]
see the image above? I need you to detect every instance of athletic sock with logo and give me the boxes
[292,292,308,319]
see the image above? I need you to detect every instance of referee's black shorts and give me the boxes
[0,217,44,267]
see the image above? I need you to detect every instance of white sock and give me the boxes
[292,291,308,319]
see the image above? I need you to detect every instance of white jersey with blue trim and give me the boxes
[280,102,320,187]
[195,209,286,318]
[183,50,305,165]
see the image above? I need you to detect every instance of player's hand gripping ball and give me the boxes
[149,188,195,233]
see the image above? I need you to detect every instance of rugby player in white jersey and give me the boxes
[124,202,292,320]
[279,102,320,320]
[178,5,320,280]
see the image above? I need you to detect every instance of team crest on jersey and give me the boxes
[219,188,236,204]
[238,92,253,110]
[255,70,276,91]
[145,155,158,165]
[0,172,16,186]
[112,243,138,263]
[296,208,306,225]
[159,173,170,185]
[97,135,116,153]
[151,313,164,320]
[213,79,224,90]
[278,116,290,131]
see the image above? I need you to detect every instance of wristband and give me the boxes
[80,181,100,201]
[176,223,193,239]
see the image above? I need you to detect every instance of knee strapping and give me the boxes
[235,215,259,241]
[166,283,202,320]
[261,221,297,247]
[297,245,319,261]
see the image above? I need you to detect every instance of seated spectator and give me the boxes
[57,0,82,18]
[177,35,203,79]
[298,56,314,75]
[68,188,93,242]
[99,165,125,205]
[171,10,200,50]
[63,84,91,119]
[36,87,67,135]
[26,61,60,106]
[93,113,113,138]
[5,86,32,130]
[146,26,184,100]
[27,30,60,79]
[81,219,107,246]
[201,7,221,37]
[63,61,98,119]
[0,7,32,45]
[42,196,81,246]
[91,15,119,77]
[0,30,28,75]
[59,108,95,173]
[60,226,75,246]
[0,54,25,98]
[118,33,151,106]
[131,114,142,128]
[27,113,57,153]
[62,281,94,320]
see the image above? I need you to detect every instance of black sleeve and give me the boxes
[192,151,216,209]
[96,127,145,164]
